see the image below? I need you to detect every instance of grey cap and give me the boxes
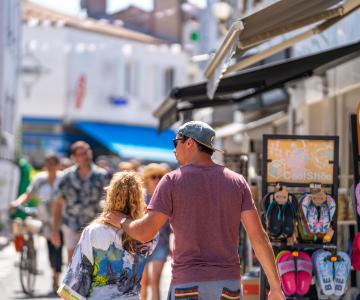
[178,121,224,153]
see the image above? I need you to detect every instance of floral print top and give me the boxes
[58,223,157,300]
[54,164,108,232]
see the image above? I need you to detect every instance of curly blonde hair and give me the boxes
[94,171,146,254]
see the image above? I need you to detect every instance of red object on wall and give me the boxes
[75,74,86,109]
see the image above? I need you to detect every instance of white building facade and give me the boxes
[0,0,21,212]
[19,3,190,165]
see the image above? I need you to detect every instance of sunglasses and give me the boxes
[150,175,163,180]
[172,137,186,148]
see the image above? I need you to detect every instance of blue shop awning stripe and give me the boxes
[74,121,176,163]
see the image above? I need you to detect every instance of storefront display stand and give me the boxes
[259,134,339,300]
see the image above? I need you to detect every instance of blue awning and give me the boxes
[75,122,176,163]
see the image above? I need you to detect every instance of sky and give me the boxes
[30,0,154,15]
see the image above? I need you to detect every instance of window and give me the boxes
[124,60,138,97]
[164,67,174,96]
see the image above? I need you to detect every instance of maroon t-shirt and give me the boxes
[147,163,256,284]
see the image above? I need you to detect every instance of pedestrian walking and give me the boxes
[105,121,285,300]
[140,163,170,300]
[57,171,157,300]
[11,154,63,293]
[51,141,108,263]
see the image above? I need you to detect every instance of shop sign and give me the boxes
[266,139,335,184]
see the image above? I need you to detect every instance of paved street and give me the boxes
[0,237,171,299]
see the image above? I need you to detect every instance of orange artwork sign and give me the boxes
[267,139,335,184]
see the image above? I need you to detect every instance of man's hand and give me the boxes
[268,287,285,300]
[9,201,18,214]
[104,211,127,229]
[51,230,61,247]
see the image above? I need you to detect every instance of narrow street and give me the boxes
[0,237,171,299]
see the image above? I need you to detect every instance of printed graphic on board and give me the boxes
[267,139,334,184]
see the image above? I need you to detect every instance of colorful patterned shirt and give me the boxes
[58,223,157,300]
[54,164,108,231]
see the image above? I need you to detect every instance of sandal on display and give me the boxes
[266,200,282,237]
[282,200,296,237]
[317,195,336,234]
[276,251,296,296]
[301,193,336,236]
[313,250,335,297]
[333,252,351,296]
[351,233,360,271]
[356,182,360,217]
[296,252,312,296]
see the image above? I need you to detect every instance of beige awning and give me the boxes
[216,111,288,138]
[205,0,360,91]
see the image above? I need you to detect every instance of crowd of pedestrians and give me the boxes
[10,120,284,300]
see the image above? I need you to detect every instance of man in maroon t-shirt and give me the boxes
[106,121,284,300]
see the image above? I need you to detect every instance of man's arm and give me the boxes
[11,192,33,208]
[241,209,285,300]
[105,210,168,243]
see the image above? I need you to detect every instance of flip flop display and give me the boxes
[334,252,351,296]
[276,251,297,296]
[296,252,313,296]
[313,250,335,296]
[260,182,354,298]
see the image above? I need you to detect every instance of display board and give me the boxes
[260,134,339,300]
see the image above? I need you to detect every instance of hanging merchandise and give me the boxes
[262,185,297,239]
[312,250,351,298]
[275,251,312,297]
[352,233,360,271]
[298,187,336,243]
[355,182,360,217]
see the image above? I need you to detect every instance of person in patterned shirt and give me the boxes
[51,141,108,263]
[57,171,157,300]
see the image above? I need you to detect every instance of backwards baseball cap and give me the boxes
[177,121,224,153]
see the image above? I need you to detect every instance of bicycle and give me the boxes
[12,206,42,296]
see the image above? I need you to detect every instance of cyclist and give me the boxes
[11,154,63,293]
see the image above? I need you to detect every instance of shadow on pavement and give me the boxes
[12,290,59,299]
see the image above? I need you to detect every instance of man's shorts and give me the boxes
[61,224,82,250]
[167,279,242,300]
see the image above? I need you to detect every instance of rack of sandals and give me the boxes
[259,134,352,299]
[350,113,360,287]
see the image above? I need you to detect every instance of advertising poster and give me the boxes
[266,138,335,184]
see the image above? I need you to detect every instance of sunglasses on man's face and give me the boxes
[172,137,185,148]
[150,175,163,180]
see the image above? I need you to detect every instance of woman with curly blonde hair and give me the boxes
[58,171,157,300]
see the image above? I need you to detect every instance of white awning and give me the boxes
[216,111,288,138]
